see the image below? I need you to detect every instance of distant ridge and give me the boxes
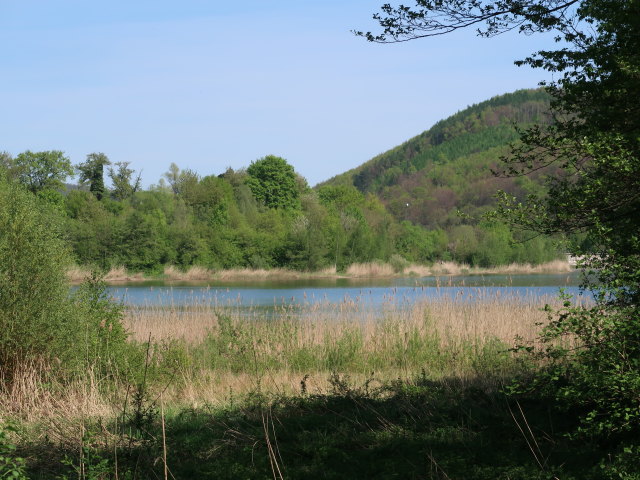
[320,89,551,228]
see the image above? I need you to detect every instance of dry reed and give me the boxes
[118,291,581,405]
[3,289,583,420]
[346,262,396,277]
[0,362,114,423]
[67,266,146,284]
[67,259,574,285]
[163,265,213,281]
[124,294,550,346]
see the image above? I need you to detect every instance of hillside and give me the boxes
[321,89,552,229]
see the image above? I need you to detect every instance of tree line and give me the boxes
[0,147,562,273]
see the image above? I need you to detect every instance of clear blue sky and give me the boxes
[0,1,557,187]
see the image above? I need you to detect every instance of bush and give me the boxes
[0,178,129,383]
[0,423,27,480]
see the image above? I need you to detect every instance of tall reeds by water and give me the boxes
[2,289,584,419]
[120,289,578,403]
[67,259,573,284]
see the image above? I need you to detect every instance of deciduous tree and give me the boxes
[246,155,301,210]
[8,150,73,193]
[360,0,640,465]
[109,161,141,201]
[77,152,110,200]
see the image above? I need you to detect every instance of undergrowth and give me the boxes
[14,372,616,480]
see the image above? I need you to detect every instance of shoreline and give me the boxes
[67,259,574,285]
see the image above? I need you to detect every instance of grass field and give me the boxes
[1,292,605,479]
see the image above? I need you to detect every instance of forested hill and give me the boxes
[1,89,562,273]
[321,89,552,228]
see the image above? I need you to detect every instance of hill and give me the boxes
[321,89,552,229]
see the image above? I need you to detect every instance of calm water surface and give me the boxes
[107,272,591,308]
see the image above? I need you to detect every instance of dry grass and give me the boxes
[66,265,91,283]
[403,264,433,277]
[124,292,555,347]
[214,268,304,280]
[345,259,572,278]
[164,265,213,281]
[67,266,146,284]
[3,291,585,421]
[404,259,572,276]
[120,291,571,405]
[0,362,114,423]
[427,261,471,275]
[125,306,219,344]
[346,262,396,277]
[68,259,573,284]
[469,259,573,275]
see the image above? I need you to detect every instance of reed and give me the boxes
[66,265,146,284]
[67,259,573,284]
[345,262,396,277]
[3,290,583,420]
[0,362,114,423]
[163,265,214,281]
[118,291,579,404]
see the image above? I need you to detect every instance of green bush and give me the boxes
[0,423,27,480]
[0,178,130,383]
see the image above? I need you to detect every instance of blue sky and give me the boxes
[0,1,558,187]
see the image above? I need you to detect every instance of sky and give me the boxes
[0,1,559,187]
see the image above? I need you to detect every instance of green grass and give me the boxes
[17,373,608,480]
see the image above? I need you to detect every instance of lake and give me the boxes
[107,272,591,309]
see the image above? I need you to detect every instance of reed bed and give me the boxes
[1,290,584,421]
[125,292,553,346]
[67,259,573,284]
[67,265,146,283]
[345,262,396,277]
[163,265,213,281]
[119,290,579,403]
[0,363,114,424]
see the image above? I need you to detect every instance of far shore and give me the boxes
[67,259,574,285]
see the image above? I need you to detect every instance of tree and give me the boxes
[77,152,110,200]
[246,155,301,210]
[109,161,141,201]
[360,0,640,467]
[0,151,12,172]
[357,1,583,42]
[7,150,73,193]
[163,162,181,194]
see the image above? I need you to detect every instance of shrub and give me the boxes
[0,178,130,384]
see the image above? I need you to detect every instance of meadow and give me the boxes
[1,290,605,480]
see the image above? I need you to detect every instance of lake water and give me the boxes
[107,272,591,309]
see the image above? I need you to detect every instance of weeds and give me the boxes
[0,423,27,480]
[0,290,603,478]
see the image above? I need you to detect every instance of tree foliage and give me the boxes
[5,150,73,193]
[361,0,640,469]
[109,161,141,201]
[246,155,301,210]
[0,177,128,383]
[77,152,110,200]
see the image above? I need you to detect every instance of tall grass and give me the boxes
[2,290,585,419]
[67,259,573,284]
[119,291,577,403]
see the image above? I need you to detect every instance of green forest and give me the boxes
[1,90,563,275]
